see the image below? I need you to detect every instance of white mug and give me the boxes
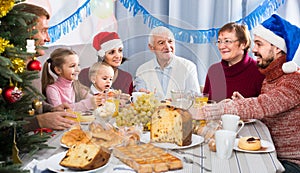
[130,92,145,103]
[215,130,236,159]
[221,114,244,134]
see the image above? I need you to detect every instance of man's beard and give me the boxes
[255,53,274,69]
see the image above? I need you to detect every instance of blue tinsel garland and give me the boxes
[48,0,285,44]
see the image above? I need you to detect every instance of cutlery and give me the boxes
[183,157,211,172]
[171,149,206,158]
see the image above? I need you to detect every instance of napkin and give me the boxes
[23,159,51,173]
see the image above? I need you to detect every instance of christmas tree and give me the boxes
[0,0,52,172]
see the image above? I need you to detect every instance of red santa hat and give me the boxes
[93,32,123,58]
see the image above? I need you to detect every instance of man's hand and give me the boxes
[231,91,244,100]
[138,88,151,94]
[36,111,77,130]
[202,99,236,121]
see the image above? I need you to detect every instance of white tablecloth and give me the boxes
[22,120,284,173]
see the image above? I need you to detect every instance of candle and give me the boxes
[26,39,36,53]
[26,39,34,46]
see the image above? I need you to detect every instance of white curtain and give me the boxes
[27,0,300,85]
[115,0,300,85]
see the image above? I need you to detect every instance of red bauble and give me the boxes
[27,59,42,71]
[2,86,23,103]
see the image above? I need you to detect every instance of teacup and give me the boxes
[221,114,244,134]
[130,92,146,103]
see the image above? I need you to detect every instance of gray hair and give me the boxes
[148,26,175,46]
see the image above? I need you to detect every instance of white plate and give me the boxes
[140,132,204,149]
[47,151,110,173]
[234,139,275,153]
[242,119,256,124]
[60,143,69,148]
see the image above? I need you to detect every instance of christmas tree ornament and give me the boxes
[0,37,13,54]
[33,99,43,114]
[12,125,22,164]
[0,88,2,94]
[2,86,23,103]
[26,39,36,53]
[28,107,35,116]
[11,57,26,73]
[34,128,53,136]
[27,57,42,71]
[0,0,15,18]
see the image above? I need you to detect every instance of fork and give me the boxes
[183,157,211,172]
[171,149,206,158]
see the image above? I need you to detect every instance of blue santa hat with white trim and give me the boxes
[253,14,300,73]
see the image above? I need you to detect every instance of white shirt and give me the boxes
[134,55,200,100]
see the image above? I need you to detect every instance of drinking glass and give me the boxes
[170,90,193,110]
[106,92,120,117]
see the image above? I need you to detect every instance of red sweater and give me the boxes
[203,54,265,102]
[224,55,300,165]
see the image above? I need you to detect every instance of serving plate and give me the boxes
[140,132,204,149]
[233,139,275,153]
[47,151,110,173]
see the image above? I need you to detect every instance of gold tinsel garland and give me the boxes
[0,0,15,18]
[11,57,26,73]
[0,37,13,54]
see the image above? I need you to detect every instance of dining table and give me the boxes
[21,119,285,173]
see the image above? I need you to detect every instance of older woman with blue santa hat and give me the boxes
[195,14,300,172]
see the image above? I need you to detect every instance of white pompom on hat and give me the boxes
[92,32,123,58]
[253,14,300,73]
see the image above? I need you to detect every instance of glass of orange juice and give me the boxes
[194,93,209,107]
[106,92,120,117]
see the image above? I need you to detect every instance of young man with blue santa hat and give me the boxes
[195,14,300,172]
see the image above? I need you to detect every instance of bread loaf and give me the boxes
[59,144,110,170]
[151,105,192,146]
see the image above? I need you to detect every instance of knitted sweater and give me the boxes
[46,77,94,111]
[224,55,300,165]
[203,53,265,102]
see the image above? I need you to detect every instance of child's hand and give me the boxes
[93,93,106,107]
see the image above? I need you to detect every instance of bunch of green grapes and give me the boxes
[116,93,159,130]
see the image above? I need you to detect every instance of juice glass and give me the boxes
[106,93,120,117]
[194,93,209,107]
